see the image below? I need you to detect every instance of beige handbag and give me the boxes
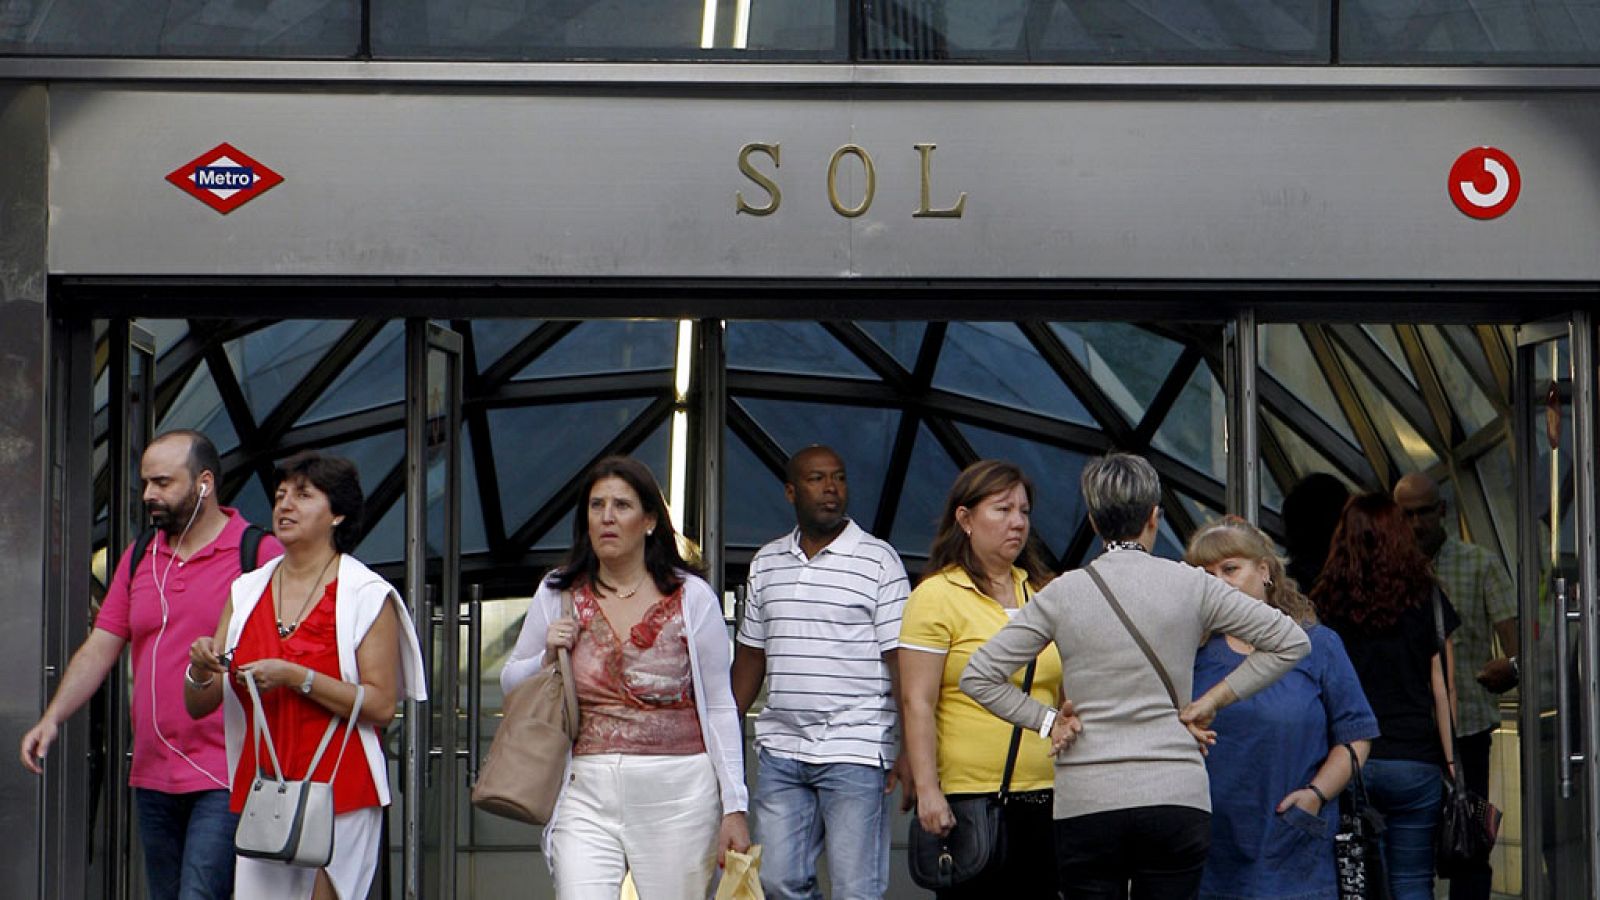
[472,591,580,826]
[235,673,364,867]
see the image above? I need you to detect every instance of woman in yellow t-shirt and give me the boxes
[899,459,1063,899]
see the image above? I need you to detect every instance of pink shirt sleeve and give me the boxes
[93,546,137,640]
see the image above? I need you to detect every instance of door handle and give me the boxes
[466,585,483,786]
[1555,576,1583,798]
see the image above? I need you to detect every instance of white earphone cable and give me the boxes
[147,488,230,790]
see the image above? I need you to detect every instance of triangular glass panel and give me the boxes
[159,362,240,454]
[933,323,1093,425]
[1257,325,1358,445]
[1263,410,1366,493]
[1418,326,1499,435]
[1151,361,1227,481]
[226,321,352,421]
[724,426,802,551]
[1050,322,1182,427]
[489,398,657,536]
[859,322,927,372]
[534,416,675,551]
[727,322,877,380]
[889,424,963,567]
[298,321,405,427]
[1334,345,1440,472]
[515,320,676,380]
[1361,324,1416,387]
[472,320,543,375]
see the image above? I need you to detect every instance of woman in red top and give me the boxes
[186,452,415,900]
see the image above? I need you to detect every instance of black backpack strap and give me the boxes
[239,525,267,573]
[127,529,156,580]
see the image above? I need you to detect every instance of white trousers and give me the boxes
[550,753,722,900]
[234,806,382,900]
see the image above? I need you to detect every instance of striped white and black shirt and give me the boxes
[737,519,910,768]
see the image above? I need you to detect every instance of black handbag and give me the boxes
[908,657,1037,891]
[1430,591,1503,878]
[1334,743,1390,900]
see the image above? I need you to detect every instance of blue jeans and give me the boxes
[135,788,239,900]
[752,749,891,900]
[1364,759,1443,900]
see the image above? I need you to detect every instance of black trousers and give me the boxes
[934,791,1060,900]
[1053,805,1211,900]
[1448,728,1494,900]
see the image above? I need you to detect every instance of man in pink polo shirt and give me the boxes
[21,430,282,900]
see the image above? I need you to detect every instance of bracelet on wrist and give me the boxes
[184,665,215,689]
[1304,783,1328,806]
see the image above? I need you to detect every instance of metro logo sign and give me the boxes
[165,143,283,214]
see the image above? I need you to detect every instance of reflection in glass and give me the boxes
[729,322,876,380]
[725,427,801,550]
[861,0,1327,62]
[515,321,676,381]
[1051,322,1183,427]
[372,0,845,59]
[934,323,1092,425]
[159,364,240,454]
[1341,0,1600,64]
[1259,325,1359,445]
[227,321,352,421]
[299,321,406,427]
[1336,345,1441,472]
[489,398,656,533]
[0,0,359,57]
[1361,324,1416,387]
[1151,361,1226,481]
[860,322,928,372]
[1419,325,1499,436]
[471,320,543,376]
[890,424,961,567]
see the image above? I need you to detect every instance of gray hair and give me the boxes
[1081,453,1162,541]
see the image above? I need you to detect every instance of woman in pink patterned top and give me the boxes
[502,456,750,900]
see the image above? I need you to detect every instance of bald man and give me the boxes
[1394,472,1516,900]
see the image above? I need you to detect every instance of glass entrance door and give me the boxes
[400,320,463,900]
[1515,314,1598,899]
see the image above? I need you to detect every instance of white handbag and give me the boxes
[235,672,364,868]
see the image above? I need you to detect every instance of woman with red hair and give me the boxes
[1311,492,1459,900]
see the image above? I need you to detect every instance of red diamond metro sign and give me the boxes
[165,143,284,214]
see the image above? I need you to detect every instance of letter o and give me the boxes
[827,145,876,218]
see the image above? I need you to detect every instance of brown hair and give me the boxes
[1311,492,1436,632]
[547,455,701,595]
[1185,515,1317,626]
[924,459,1054,591]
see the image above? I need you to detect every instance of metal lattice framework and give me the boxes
[91,316,1524,591]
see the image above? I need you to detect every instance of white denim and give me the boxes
[550,753,722,900]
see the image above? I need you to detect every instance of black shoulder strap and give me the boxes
[239,525,267,572]
[128,528,156,579]
[1085,563,1181,711]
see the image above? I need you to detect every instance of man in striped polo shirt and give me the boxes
[732,445,911,900]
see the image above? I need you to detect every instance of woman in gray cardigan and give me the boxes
[961,453,1310,899]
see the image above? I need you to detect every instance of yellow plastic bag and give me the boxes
[714,845,766,900]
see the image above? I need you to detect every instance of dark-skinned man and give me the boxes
[731,445,911,900]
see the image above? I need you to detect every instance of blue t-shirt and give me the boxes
[1193,624,1380,900]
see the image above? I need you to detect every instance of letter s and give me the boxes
[736,143,781,216]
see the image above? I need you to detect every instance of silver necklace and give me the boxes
[276,554,339,639]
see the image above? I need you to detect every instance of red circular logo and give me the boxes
[1448,147,1520,220]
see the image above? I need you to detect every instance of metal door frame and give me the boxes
[403,319,463,900]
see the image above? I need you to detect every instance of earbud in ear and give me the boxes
[198,483,209,499]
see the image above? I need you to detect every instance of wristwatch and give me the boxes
[298,668,316,696]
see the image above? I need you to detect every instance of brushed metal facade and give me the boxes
[43,86,1600,280]
[0,84,51,900]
